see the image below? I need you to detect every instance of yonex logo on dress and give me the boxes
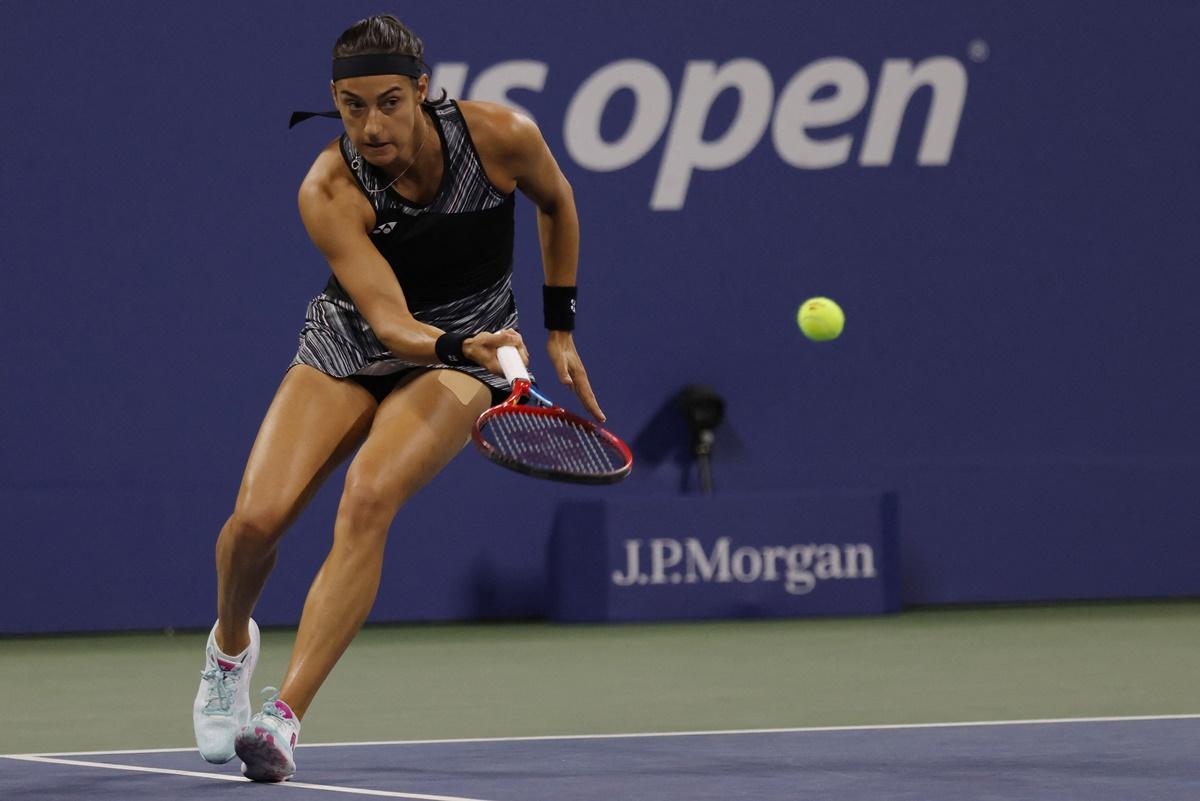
[372,222,398,235]
[610,537,878,596]
[432,55,969,210]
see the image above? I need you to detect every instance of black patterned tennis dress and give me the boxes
[291,99,517,401]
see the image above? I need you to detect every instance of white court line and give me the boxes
[293,712,1200,749]
[1,755,496,801]
[5,712,1200,759]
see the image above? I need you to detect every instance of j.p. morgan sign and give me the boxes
[612,537,878,596]
[549,492,899,622]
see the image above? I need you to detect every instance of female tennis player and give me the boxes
[191,15,604,782]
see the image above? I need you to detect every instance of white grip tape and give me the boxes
[497,345,529,385]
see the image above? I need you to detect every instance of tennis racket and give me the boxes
[472,346,633,484]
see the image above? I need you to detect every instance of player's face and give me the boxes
[332,74,429,168]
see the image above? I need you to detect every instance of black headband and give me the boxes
[332,53,423,81]
[290,53,426,128]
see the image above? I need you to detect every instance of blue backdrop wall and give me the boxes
[3,1,1198,633]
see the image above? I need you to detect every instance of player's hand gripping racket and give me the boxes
[472,346,632,484]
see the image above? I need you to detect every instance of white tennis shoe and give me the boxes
[192,618,260,764]
[235,689,301,782]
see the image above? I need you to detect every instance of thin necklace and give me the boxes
[358,115,429,194]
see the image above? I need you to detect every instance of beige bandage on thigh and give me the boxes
[436,368,491,408]
[435,369,492,449]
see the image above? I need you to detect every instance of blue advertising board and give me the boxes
[550,492,900,621]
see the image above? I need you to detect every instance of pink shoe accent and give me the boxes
[216,658,238,671]
[272,700,295,720]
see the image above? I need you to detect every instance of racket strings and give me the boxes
[484,411,624,475]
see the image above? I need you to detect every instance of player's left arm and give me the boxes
[468,102,605,422]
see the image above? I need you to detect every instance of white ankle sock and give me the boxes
[213,624,251,662]
[214,642,249,662]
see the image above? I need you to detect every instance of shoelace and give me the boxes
[199,660,243,714]
[258,687,291,723]
[257,686,299,746]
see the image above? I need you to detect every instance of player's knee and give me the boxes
[225,501,289,547]
[336,471,402,539]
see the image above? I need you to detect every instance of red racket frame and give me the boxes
[471,379,633,484]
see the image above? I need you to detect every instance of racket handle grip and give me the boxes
[497,345,529,385]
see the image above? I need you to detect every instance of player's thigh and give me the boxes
[339,369,492,523]
[234,365,377,533]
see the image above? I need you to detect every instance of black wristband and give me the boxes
[543,285,577,331]
[434,332,475,366]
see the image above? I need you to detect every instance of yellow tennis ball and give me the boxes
[797,297,845,342]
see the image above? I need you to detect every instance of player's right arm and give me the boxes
[296,143,525,373]
[298,143,443,363]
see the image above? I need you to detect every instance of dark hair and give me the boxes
[333,15,444,105]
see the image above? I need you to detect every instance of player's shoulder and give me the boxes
[457,100,541,157]
[299,139,360,207]
[300,138,350,198]
[298,138,371,227]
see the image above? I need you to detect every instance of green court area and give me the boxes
[3,600,1196,756]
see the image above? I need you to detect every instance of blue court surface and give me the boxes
[3,715,1196,801]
